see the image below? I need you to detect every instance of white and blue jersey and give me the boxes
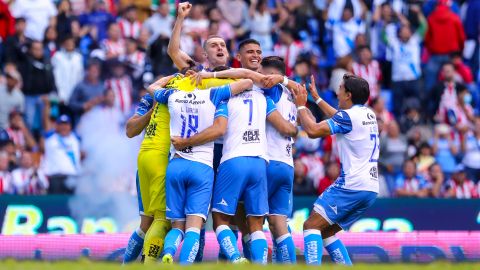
[153,85,231,221]
[212,87,276,216]
[263,84,297,216]
[314,105,379,230]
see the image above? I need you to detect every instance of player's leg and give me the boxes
[178,161,214,265]
[212,158,247,263]
[320,224,351,265]
[162,220,185,264]
[267,161,296,264]
[243,157,269,265]
[123,171,153,263]
[194,223,206,263]
[233,203,251,260]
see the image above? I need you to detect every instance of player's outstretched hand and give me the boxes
[171,136,188,150]
[291,83,308,107]
[308,75,320,101]
[262,74,283,88]
[189,71,213,86]
[177,2,192,18]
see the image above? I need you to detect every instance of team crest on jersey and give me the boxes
[286,143,292,157]
[242,129,260,143]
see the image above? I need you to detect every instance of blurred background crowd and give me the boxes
[0,0,479,199]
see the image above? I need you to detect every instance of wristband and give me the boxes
[213,71,217,78]
[297,106,307,111]
[315,97,323,105]
[282,76,289,86]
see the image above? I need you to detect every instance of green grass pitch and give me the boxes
[1,260,479,270]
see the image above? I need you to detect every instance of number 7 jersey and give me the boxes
[220,87,277,164]
[326,105,379,193]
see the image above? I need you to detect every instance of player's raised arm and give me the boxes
[167,2,195,70]
[292,84,333,138]
[266,97,298,137]
[145,75,176,97]
[192,68,264,86]
[126,95,154,138]
[229,79,254,95]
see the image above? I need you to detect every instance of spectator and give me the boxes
[0,68,24,129]
[56,0,76,44]
[101,23,126,59]
[125,38,146,84]
[395,160,431,198]
[461,117,480,183]
[379,120,408,190]
[10,0,57,41]
[69,59,105,121]
[249,0,273,52]
[52,35,84,104]
[182,4,209,52]
[431,124,459,179]
[385,6,426,117]
[426,163,445,198]
[0,151,13,194]
[12,151,48,195]
[415,142,436,176]
[0,1,15,43]
[332,6,365,58]
[329,55,353,93]
[370,97,394,130]
[4,17,28,64]
[104,58,134,116]
[464,0,480,76]
[352,46,382,100]
[450,52,474,85]
[78,0,115,42]
[432,62,467,122]
[41,114,81,194]
[217,0,250,39]
[424,0,466,92]
[3,111,37,153]
[317,162,339,195]
[398,98,424,133]
[117,5,142,39]
[274,27,305,76]
[143,3,174,44]
[17,40,56,132]
[43,26,59,58]
[293,159,316,196]
[370,2,395,63]
[444,164,478,199]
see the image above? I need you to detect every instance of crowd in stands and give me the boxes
[0,0,479,199]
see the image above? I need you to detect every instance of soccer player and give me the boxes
[292,74,379,265]
[145,78,254,265]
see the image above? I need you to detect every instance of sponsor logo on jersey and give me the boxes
[242,129,260,143]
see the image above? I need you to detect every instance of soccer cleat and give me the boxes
[232,257,249,264]
[162,253,174,264]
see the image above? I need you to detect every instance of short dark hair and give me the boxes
[356,45,370,54]
[238,39,260,51]
[261,56,286,75]
[343,74,370,105]
[202,35,225,50]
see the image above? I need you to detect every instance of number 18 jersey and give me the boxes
[326,105,379,193]
[220,87,277,164]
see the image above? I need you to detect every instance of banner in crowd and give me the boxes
[0,232,479,262]
[0,195,479,235]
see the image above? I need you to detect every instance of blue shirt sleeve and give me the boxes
[214,101,228,119]
[266,96,277,116]
[262,85,283,103]
[153,89,175,104]
[326,110,353,135]
[210,84,232,106]
[135,94,154,116]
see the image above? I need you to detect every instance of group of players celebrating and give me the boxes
[121,2,380,266]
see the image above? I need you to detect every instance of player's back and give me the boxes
[221,88,269,163]
[333,105,379,193]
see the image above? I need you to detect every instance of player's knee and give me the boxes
[303,217,319,232]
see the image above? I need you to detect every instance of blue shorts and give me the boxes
[313,185,377,230]
[136,171,144,215]
[212,156,268,216]
[267,161,293,216]
[166,158,214,221]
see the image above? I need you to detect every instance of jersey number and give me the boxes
[180,114,199,138]
[243,99,253,126]
[369,134,379,162]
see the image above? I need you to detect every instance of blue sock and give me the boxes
[304,229,323,265]
[123,227,145,263]
[276,233,296,264]
[250,231,268,264]
[179,228,200,265]
[194,227,206,262]
[218,226,239,261]
[163,228,184,257]
[215,225,241,262]
[324,236,352,265]
[241,234,251,260]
